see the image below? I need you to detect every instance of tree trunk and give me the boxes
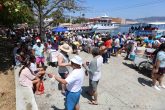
[38,1,45,41]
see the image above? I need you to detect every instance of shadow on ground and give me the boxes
[51,105,65,110]
[81,86,93,101]
[122,62,152,78]
[0,37,14,74]
[138,77,152,87]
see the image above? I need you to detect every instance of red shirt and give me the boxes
[104,39,112,48]
[55,35,59,42]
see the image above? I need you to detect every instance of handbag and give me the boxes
[38,81,45,93]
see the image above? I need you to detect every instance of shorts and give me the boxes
[36,57,45,64]
[89,79,99,91]
[114,47,119,53]
[59,73,67,79]
[159,67,165,74]
[66,90,81,110]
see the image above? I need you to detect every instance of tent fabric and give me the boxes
[52,27,68,32]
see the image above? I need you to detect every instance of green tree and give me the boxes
[24,0,84,39]
[72,17,87,24]
[0,0,35,27]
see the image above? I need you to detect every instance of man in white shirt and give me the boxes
[82,36,87,45]
[86,37,92,53]
[114,37,120,56]
[85,47,103,105]
[49,56,84,110]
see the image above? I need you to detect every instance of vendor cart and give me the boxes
[134,48,155,73]
[47,49,59,67]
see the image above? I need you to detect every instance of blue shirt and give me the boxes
[32,44,45,57]
[157,51,165,68]
[144,39,154,44]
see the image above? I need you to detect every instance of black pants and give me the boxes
[102,52,108,63]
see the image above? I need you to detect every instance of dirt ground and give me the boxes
[36,52,165,110]
[0,37,16,110]
[0,70,16,110]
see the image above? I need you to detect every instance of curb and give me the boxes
[15,67,38,110]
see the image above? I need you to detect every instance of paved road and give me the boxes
[35,52,165,110]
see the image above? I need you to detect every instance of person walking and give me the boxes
[48,55,84,110]
[99,42,108,63]
[152,43,165,90]
[114,36,120,56]
[85,47,103,105]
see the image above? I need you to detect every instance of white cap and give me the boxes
[71,56,83,66]
[36,39,41,42]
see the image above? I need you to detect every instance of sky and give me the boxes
[72,0,165,19]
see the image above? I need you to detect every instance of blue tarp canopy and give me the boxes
[52,27,68,32]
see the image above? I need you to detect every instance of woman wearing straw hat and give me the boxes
[48,55,84,110]
[57,43,72,94]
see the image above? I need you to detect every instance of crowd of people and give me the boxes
[11,28,165,110]
[129,25,158,33]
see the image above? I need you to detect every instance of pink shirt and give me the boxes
[19,67,36,88]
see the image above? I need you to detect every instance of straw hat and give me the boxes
[59,43,72,53]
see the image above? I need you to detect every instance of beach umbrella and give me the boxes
[52,27,68,32]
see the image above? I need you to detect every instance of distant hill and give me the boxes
[126,19,135,21]
[136,16,165,22]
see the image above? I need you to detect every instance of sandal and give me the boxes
[88,100,98,105]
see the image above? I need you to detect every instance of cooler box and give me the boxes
[49,49,59,62]
[48,49,59,67]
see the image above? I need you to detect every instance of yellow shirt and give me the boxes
[73,41,80,46]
